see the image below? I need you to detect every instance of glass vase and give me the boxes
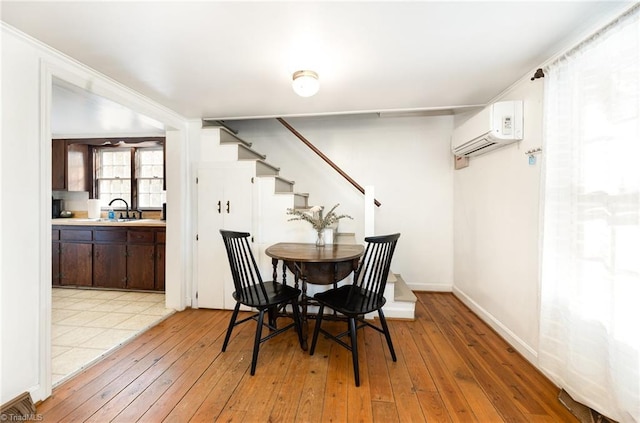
[316,229,325,247]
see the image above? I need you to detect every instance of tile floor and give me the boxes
[52,288,174,386]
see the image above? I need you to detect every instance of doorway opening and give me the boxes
[48,77,175,388]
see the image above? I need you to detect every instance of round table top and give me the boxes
[265,242,364,263]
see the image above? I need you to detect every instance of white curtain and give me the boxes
[540,5,640,423]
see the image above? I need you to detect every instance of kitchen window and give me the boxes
[96,147,165,210]
[136,149,164,208]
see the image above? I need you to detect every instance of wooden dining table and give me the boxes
[265,242,365,350]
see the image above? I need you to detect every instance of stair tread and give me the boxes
[392,273,417,303]
[255,174,292,182]
[255,161,280,177]
[257,160,280,172]
[219,126,252,147]
[273,191,309,196]
[237,143,266,160]
[202,120,240,136]
[275,175,294,184]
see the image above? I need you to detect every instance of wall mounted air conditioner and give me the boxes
[452,100,523,157]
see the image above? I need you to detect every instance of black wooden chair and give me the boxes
[220,230,303,375]
[309,233,400,386]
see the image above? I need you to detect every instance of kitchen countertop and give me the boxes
[52,218,166,227]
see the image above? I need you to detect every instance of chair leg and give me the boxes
[291,299,304,349]
[378,308,397,362]
[250,309,265,376]
[309,304,325,355]
[267,306,277,330]
[349,317,360,387]
[222,302,241,352]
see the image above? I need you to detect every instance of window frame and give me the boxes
[134,147,165,210]
[96,147,133,208]
[94,140,165,211]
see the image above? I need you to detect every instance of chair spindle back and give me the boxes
[350,233,401,308]
[220,230,268,302]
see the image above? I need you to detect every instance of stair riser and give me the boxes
[293,194,308,208]
[219,127,252,147]
[274,178,294,192]
[256,161,279,176]
[237,144,266,160]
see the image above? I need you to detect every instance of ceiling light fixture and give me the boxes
[292,70,319,97]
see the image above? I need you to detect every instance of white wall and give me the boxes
[0,25,191,404]
[231,114,455,291]
[453,78,544,362]
[1,25,44,405]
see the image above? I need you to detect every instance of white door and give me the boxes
[196,164,253,309]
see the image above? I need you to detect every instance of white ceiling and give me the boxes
[1,1,632,133]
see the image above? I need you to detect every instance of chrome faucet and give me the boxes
[108,198,130,219]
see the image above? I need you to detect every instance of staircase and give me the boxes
[199,125,416,319]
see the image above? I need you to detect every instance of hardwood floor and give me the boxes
[37,292,577,422]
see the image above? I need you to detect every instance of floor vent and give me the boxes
[1,392,36,421]
[558,389,618,423]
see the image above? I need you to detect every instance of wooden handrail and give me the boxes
[277,118,381,207]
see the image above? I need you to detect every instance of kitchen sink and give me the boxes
[64,218,160,223]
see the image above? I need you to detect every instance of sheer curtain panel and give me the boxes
[540,5,640,422]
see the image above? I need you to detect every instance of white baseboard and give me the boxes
[452,286,538,366]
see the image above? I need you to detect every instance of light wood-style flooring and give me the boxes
[37,292,577,422]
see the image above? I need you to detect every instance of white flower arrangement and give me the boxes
[286,203,353,231]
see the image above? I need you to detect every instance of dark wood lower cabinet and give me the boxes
[60,243,92,286]
[156,241,165,291]
[52,229,60,286]
[126,244,156,290]
[93,243,127,289]
[52,225,165,291]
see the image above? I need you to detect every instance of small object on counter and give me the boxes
[59,210,74,218]
[52,198,62,218]
[108,208,115,221]
[87,199,101,219]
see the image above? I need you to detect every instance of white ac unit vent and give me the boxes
[452,100,523,157]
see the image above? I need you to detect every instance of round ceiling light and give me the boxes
[292,70,319,97]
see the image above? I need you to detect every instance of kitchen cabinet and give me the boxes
[58,228,92,286]
[52,224,166,291]
[156,231,166,291]
[54,228,91,287]
[93,229,127,289]
[52,141,66,191]
[52,140,90,192]
[196,163,254,309]
[52,229,60,286]
[126,231,156,290]
[94,244,127,288]
[60,244,93,286]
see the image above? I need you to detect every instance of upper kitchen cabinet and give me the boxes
[52,140,91,192]
[52,140,66,190]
